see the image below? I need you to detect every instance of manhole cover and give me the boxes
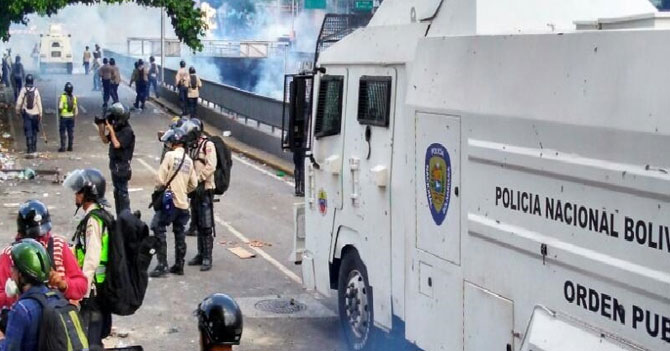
[254,298,307,314]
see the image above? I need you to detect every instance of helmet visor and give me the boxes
[63,169,86,194]
[160,129,177,143]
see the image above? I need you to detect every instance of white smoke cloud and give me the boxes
[1,1,339,99]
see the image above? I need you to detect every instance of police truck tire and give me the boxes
[338,250,377,351]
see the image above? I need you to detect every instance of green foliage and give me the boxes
[0,0,207,51]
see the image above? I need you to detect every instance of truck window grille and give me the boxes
[314,75,344,138]
[357,76,391,127]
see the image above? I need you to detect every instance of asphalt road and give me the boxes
[0,72,346,351]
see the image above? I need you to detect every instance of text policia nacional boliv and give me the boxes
[494,187,670,252]
[495,186,670,344]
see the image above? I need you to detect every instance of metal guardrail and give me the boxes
[105,50,285,131]
[162,66,285,130]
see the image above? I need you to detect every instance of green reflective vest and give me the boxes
[59,93,77,118]
[75,209,109,285]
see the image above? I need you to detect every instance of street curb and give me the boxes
[148,96,295,177]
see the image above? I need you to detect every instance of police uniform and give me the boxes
[188,137,217,269]
[58,92,78,151]
[74,204,112,351]
[151,146,198,274]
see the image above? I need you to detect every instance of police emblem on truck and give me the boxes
[425,143,451,225]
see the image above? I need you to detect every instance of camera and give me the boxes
[94,115,106,125]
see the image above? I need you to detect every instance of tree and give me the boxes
[0,0,207,51]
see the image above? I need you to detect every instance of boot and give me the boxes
[58,147,66,152]
[150,264,168,278]
[172,240,186,275]
[200,236,213,272]
[188,236,203,266]
[150,241,169,278]
[169,263,184,275]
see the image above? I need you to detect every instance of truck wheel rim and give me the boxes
[345,269,370,344]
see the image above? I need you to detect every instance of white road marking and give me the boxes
[232,154,295,188]
[79,105,87,114]
[136,156,302,285]
[215,215,302,285]
[136,158,155,174]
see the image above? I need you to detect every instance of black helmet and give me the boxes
[161,127,187,145]
[64,82,73,94]
[138,59,144,65]
[180,60,186,68]
[109,58,115,65]
[25,74,34,86]
[63,168,108,205]
[180,118,203,144]
[103,58,108,64]
[189,66,196,74]
[106,102,130,127]
[17,200,52,238]
[150,56,155,62]
[197,294,243,347]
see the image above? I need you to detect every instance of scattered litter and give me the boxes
[218,240,237,246]
[276,170,286,177]
[69,156,82,161]
[167,327,179,334]
[23,168,36,180]
[1,133,10,139]
[222,131,232,137]
[228,247,256,259]
[249,240,272,248]
[128,188,144,193]
[2,203,20,208]
[42,193,49,198]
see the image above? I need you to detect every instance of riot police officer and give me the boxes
[197,293,243,351]
[97,103,135,215]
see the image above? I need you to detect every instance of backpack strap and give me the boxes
[195,138,211,164]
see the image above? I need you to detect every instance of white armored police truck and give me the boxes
[39,24,74,74]
[284,0,670,350]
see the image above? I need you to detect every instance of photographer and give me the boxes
[96,103,135,215]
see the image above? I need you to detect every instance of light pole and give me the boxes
[160,6,165,84]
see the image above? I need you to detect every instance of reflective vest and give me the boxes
[59,93,77,118]
[74,209,109,285]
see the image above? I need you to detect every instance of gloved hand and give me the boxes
[48,270,68,292]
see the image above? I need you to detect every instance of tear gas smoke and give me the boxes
[1,1,340,99]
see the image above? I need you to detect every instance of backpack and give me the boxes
[23,290,89,351]
[24,88,35,110]
[85,208,159,316]
[204,136,233,195]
